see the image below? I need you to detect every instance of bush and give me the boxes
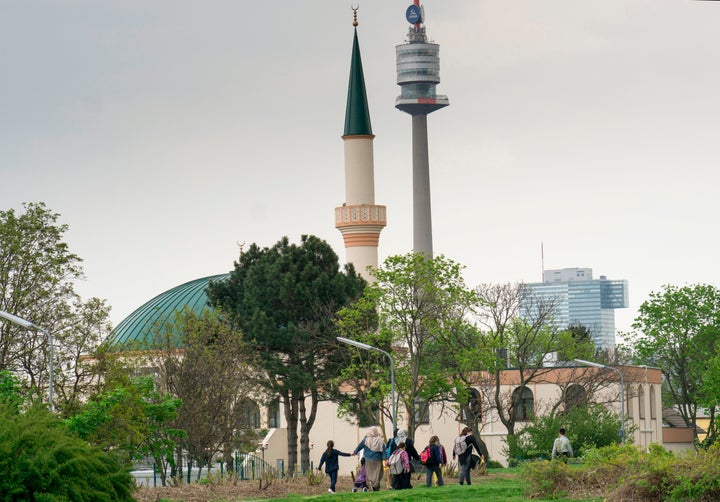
[0,402,135,501]
[512,404,630,461]
[521,459,572,499]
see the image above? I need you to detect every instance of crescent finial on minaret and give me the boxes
[352,3,359,27]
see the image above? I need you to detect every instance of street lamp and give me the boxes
[574,358,624,443]
[336,336,396,433]
[0,310,53,412]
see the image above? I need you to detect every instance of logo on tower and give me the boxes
[406,4,422,25]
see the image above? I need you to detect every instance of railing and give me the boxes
[235,452,275,480]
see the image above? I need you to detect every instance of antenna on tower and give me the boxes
[351,3,359,26]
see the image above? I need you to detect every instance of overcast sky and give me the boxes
[2,1,718,340]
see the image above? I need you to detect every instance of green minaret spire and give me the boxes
[344,27,372,136]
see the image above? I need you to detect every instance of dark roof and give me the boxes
[343,27,372,136]
[662,408,707,434]
[107,273,230,348]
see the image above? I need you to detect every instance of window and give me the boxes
[238,400,261,429]
[638,386,646,420]
[267,399,280,429]
[415,399,430,424]
[650,387,657,420]
[626,386,633,418]
[564,384,587,412]
[512,386,534,421]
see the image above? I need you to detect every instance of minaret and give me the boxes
[396,1,449,257]
[335,8,386,282]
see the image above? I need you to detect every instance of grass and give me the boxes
[241,470,601,502]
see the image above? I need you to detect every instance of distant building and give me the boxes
[522,267,628,349]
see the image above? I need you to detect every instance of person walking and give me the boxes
[317,440,352,493]
[386,441,411,490]
[453,426,484,485]
[551,428,574,462]
[423,435,445,487]
[353,427,386,491]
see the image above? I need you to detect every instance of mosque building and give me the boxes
[107,4,673,475]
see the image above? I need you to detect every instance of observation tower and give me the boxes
[396,1,448,257]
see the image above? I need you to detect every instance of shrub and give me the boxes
[521,459,572,499]
[513,404,630,461]
[0,402,135,500]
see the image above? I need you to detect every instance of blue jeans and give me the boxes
[328,470,338,492]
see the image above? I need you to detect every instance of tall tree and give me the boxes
[625,284,720,441]
[475,283,579,439]
[0,202,112,410]
[146,308,256,482]
[336,253,478,440]
[207,235,365,474]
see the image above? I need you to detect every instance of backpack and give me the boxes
[366,434,385,452]
[454,435,469,456]
[388,451,404,475]
[420,446,432,465]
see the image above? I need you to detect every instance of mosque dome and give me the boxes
[108,273,230,348]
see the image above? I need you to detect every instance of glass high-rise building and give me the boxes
[521,268,628,349]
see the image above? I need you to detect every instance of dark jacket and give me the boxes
[424,443,443,467]
[318,449,350,473]
[405,437,420,461]
[455,434,482,465]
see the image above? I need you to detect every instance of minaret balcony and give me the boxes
[335,204,387,228]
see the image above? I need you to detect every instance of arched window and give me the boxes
[649,386,657,420]
[626,385,633,418]
[512,386,534,421]
[564,384,587,412]
[638,386,646,420]
[239,400,261,429]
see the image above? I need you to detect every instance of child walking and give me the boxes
[317,440,352,493]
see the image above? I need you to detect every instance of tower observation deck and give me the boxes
[395,3,449,115]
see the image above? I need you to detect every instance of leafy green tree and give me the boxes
[207,235,366,474]
[625,284,720,441]
[0,401,135,501]
[0,370,23,411]
[701,355,720,445]
[0,202,112,411]
[65,376,184,486]
[337,253,478,441]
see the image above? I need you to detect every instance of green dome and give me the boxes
[108,273,230,348]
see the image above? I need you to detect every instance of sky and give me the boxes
[2,1,719,341]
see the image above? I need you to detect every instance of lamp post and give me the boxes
[0,310,53,412]
[574,358,624,443]
[336,336,396,433]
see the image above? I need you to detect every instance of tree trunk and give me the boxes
[284,393,299,475]
[299,396,310,473]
